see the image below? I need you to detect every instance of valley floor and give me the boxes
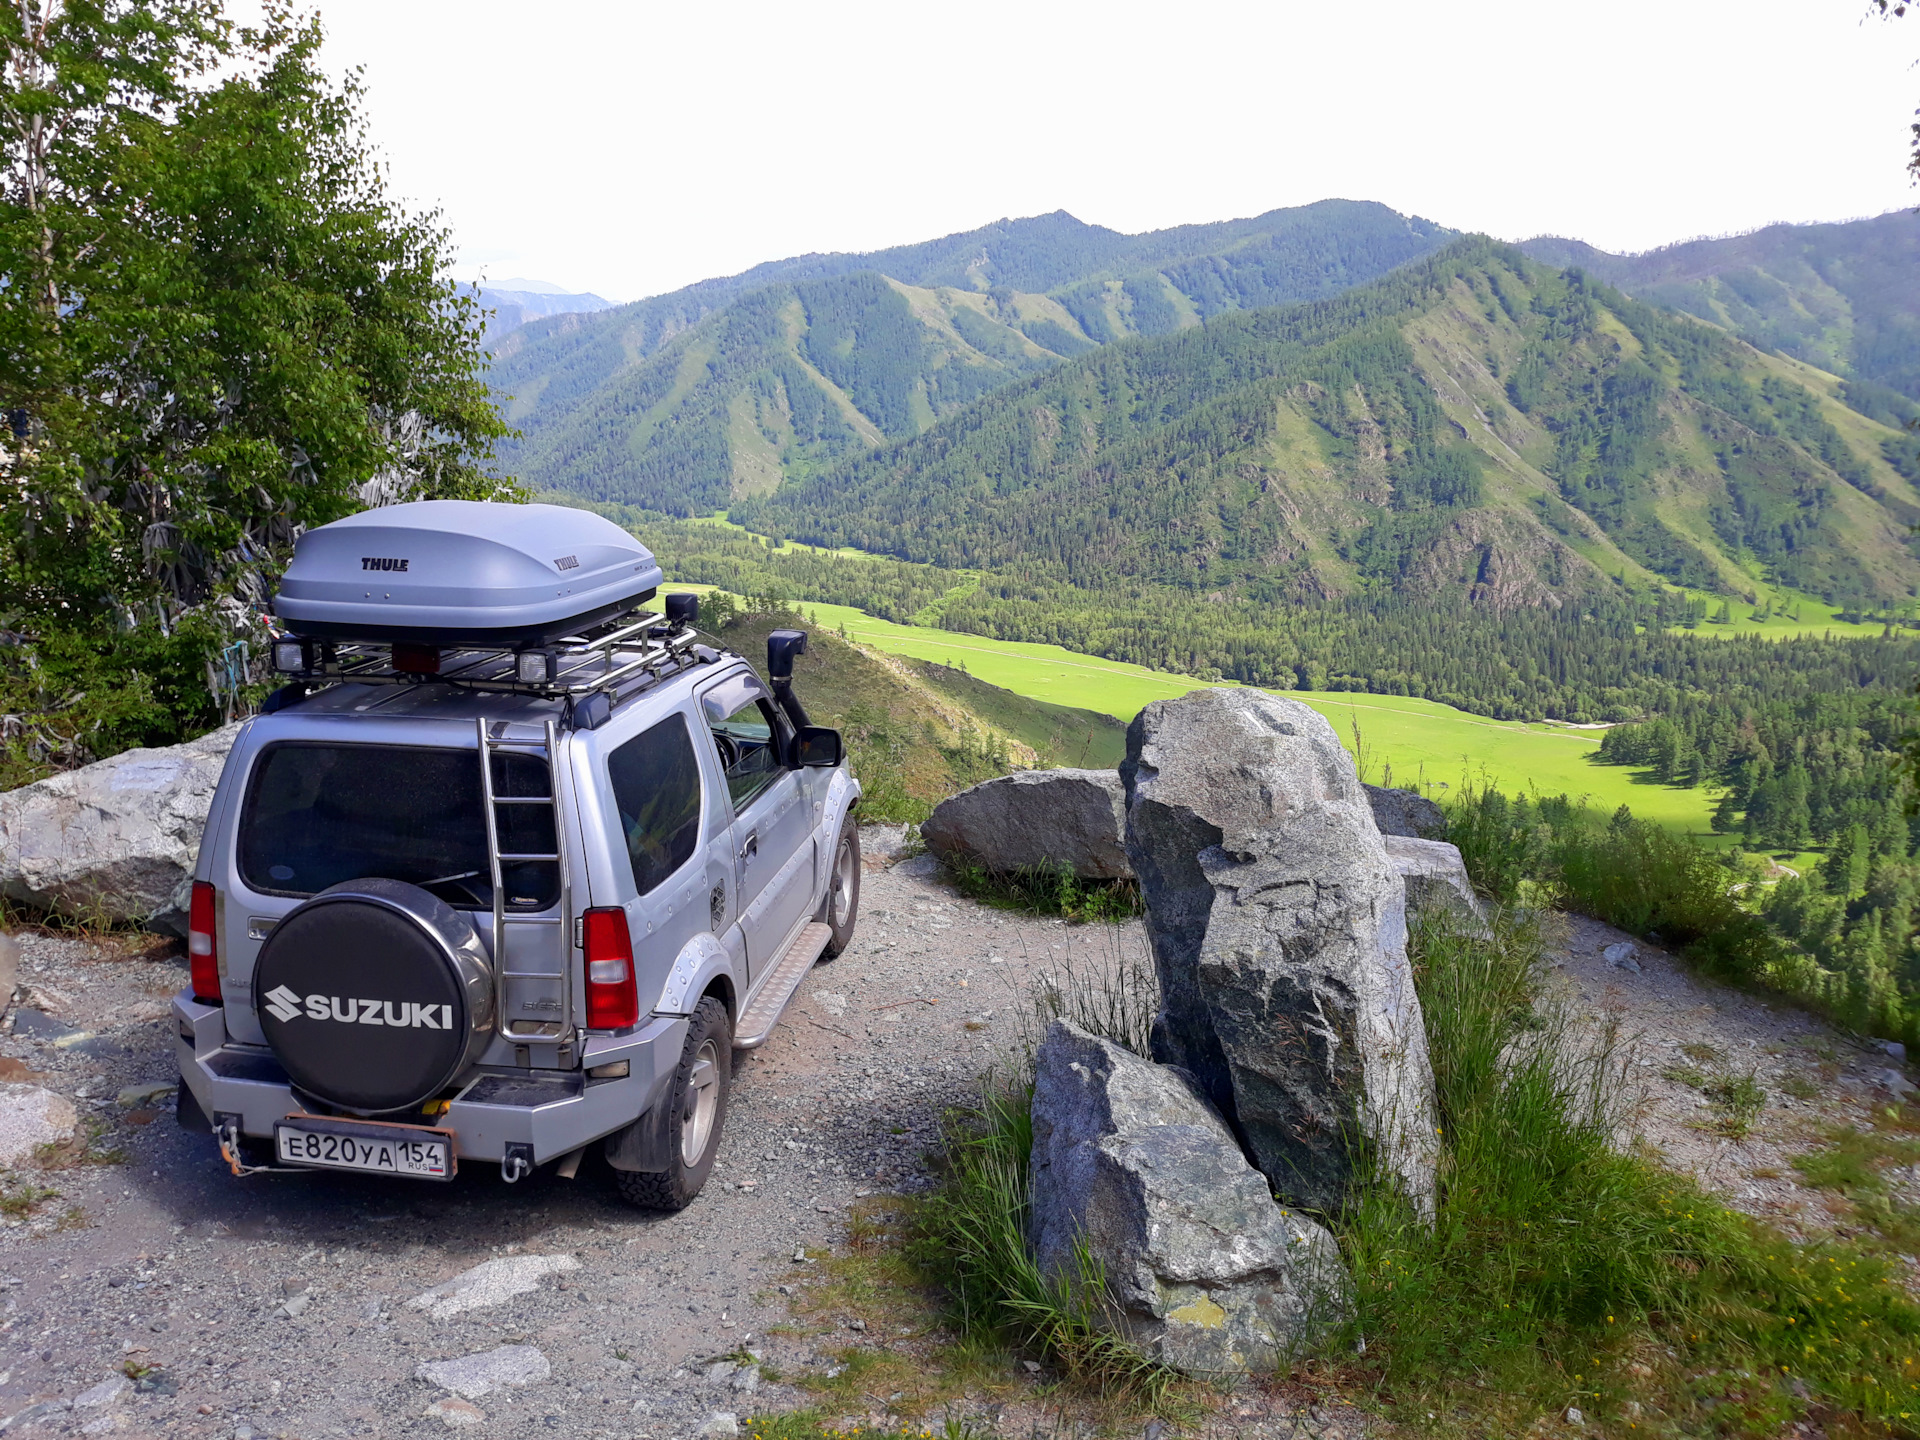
[0,832,1911,1439]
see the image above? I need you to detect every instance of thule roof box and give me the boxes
[272,500,663,645]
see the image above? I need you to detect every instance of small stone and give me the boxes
[792,1249,808,1263]
[730,1368,759,1394]
[417,1345,551,1400]
[697,1414,739,1438]
[115,1081,176,1109]
[407,1254,579,1320]
[234,1427,255,1440]
[1566,1406,1584,1424]
[148,1317,172,1332]
[359,1297,384,1320]
[702,1361,737,1382]
[815,991,848,1017]
[846,1317,865,1332]
[1884,1040,1909,1062]
[73,1375,131,1409]
[275,1292,311,1319]
[423,1397,486,1429]
[1602,942,1640,973]
[1022,1359,1041,1374]
[0,1083,78,1166]
[1886,1069,1918,1097]
[282,1276,309,1294]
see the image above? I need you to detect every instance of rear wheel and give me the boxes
[819,817,860,959]
[614,996,731,1212]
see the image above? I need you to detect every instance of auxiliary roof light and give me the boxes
[515,650,554,685]
[272,639,310,674]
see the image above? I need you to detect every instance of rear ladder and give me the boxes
[477,718,575,1054]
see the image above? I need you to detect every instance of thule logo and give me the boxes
[553,554,579,571]
[360,556,410,572]
[262,984,451,1029]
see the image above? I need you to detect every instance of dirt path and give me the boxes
[1550,913,1917,1256]
[0,829,1149,1440]
[2,839,1915,1440]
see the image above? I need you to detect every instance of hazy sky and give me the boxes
[310,0,1920,303]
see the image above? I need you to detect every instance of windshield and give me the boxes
[238,743,559,911]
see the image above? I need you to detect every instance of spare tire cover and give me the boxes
[255,879,495,1114]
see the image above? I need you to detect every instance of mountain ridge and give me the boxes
[730,238,1920,609]
[488,199,1458,507]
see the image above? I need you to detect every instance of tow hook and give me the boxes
[500,1142,534,1184]
[214,1115,279,1177]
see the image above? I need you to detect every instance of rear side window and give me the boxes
[238,744,559,911]
[607,714,703,896]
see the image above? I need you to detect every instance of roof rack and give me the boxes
[265,600,714,719]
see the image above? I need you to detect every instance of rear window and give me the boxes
[238,743,559,911]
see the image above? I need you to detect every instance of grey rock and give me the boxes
[274,1292,311,1319]
[730,1366,760,1394]
[71,1377,129,1410]
[1,1398,71,1431]
[1122,688,1438,1217]
[9,1008,76,1042]
[1884,1040,1908,1062]
[416,1345,550,1399]
[1601,941,1640,974]
[0,932,16,1010]
[702,1361,737,1382]
[698,1414,740,1438]
[923,769,1131,879]
[1028,1021,1349,1375]
[1363,784,1446,840]
[1383,836,1487,928]
[0,723,241,932]
[0,1083,77,1166]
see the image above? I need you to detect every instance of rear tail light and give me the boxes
[582,906,638,1030]
[188,880,220,1002]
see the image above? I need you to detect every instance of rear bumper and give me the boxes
[172,993,687,1166]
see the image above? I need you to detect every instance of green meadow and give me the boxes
[659,587,1726,840]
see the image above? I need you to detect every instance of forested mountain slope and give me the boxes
[733,240,1920,610]
[1521,212,1920,402]
[487,201,1455,507]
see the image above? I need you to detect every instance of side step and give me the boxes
[733,922,832,1049]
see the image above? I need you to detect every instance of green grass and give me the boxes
[1343,911,1920,1437]
[789,598,1722,839]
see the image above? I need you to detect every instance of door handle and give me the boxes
[739,832,758,861]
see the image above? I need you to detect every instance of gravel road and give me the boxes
[3,834,1915,1440]
[0,828,1148,1440]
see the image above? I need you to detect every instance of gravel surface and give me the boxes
[0,828,1150,1440]
[2,832,1915,1440]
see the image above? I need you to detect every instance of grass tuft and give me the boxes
[938,856,1142,925]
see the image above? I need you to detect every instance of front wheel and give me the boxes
[614,996,731,1212]
[818,817,860,959]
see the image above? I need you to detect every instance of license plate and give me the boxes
[274,1115,455,1180]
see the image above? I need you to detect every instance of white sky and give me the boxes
[310,0,1920,303]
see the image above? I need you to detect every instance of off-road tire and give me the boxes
[614,996,731,1212]
[818,816,860,960]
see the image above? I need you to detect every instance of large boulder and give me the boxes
[921,768,1131,880]
[0,724,241,933]
[1122,688,1438,1217]
[1384,835,1487,928]
[1028,1021,1347,1375]
[1364,783,1446,840]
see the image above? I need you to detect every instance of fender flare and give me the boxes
[651,931,732,1019]
[818,768,863,895]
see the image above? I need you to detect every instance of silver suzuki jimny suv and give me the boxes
[173,500,861,1210]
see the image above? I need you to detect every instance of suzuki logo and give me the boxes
[264,985,303,1022]
[260,986,453,1030]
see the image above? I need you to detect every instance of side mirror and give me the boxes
[793,725,843,769]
